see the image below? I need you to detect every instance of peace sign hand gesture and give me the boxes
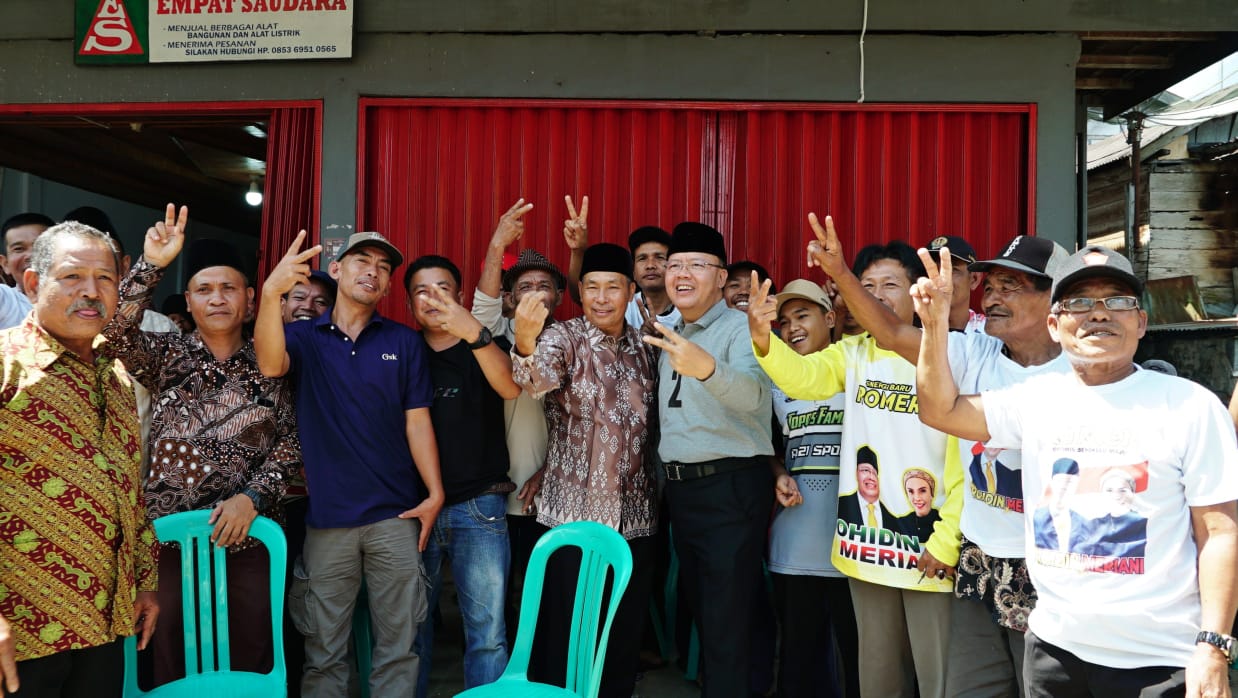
[806,213,848,279]
[143,203,190,269]
[746,271,778,354]
[262,230,324,300]
[642,322,717,381]
[563,195,589,250]
[492,199,534,249]
[908,245,954,332]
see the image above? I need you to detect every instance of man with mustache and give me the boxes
[916,244,1238,698]
[808,220,1069,697]
[102,207,299,688]
[0,220,159,697]
[282,270,336,324]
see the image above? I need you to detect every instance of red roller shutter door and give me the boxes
[359,99,1033,325]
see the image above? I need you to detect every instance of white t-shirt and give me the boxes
[983,368,1238,668]
[472,289,550,516]
[624,292,680,332]
[770,388,845,577]
[756,333,957,592]
[0,285,32,330]
[947,332,1072,557]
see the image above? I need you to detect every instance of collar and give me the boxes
[313,305,385,332]
[16,315,109,371]
[678,298,729,332]
[185,330,255,364]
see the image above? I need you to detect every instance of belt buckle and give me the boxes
[666,462,684,482]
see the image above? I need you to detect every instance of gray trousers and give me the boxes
[848,578,951,698]
[298,517,427,698]
[946,594,1026,698]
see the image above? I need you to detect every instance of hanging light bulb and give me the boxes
[246,177,263,207]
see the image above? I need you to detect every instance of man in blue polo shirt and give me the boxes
[255,230,445,698]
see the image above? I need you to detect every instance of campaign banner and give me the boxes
[829,429,955,592]
[75,0,353,65]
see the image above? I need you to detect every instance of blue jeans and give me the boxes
[414,493,511,697]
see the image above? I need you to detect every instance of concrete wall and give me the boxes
[7,0,1226,251]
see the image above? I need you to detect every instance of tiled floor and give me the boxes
[423,573,701,698]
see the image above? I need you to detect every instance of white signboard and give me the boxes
[77,0,353,64]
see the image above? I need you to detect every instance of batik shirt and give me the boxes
[0,318,158,660]
[511,317,657,539]
[103,259,298,534]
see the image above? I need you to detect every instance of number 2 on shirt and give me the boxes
[668,370,683,408]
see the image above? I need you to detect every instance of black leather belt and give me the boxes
[664,456,760,482]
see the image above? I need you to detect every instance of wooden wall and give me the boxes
[1146,160,1238,311]
[1088,157,1238,312]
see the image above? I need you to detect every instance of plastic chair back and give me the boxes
[123,510,288,697]
[490,520,633,698]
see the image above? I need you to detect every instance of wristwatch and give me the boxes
[467,326,494,350]
[1195,631,1236,664]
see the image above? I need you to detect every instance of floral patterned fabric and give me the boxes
[511,317,657,540]
[103,259,298,535]
[0,317,158,661]
[953,536,1037,632]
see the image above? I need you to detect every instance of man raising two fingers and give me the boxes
[254,231,444,698]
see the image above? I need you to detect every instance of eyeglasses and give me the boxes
[665,261,725,274]
[1052,296,1140,314]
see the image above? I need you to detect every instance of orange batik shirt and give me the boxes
[0,317,158,661]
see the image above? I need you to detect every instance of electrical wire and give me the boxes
[858,0,868,103]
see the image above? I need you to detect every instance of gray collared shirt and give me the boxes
[657,299,773,464]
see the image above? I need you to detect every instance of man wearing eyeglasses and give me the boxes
[807,225,1071,697]
[641,222,774,698]
[915,245,1238,698]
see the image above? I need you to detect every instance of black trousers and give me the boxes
[1024,631,1185,698]
[11,640,123,698]
[771,573,860,698]
[666,463,774,698]
[529,530,655,698]
[141,543,273,689]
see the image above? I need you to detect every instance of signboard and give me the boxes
[75,0,352,64]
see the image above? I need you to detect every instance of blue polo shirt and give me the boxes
[286,309,434,529]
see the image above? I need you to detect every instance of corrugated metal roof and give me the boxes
[1147,318,1238,332]
[1087,84,1238,171]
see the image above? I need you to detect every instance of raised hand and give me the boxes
[563,195,589,250]
[424,284,485,341]
[143,203,189,268]
[642,322,717,381]
[909,245,954,330]
[746,271,778,353]
[262,231,323,300]
[635,294,661,338]
[806,213,848,278]
[491,199,534,249]
[513,290,550,356]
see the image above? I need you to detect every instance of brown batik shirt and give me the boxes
[103,259,298,541]
[511,316,657,540]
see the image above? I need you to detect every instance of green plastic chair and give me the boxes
[123,510,288,697]
[455,520,634,698]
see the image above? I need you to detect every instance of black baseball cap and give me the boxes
[1050,245,1143,302]
[925,235,977,265]
[969,235,1068,280]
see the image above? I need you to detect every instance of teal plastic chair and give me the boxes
[123,510,288,697]
[455,520,634,698]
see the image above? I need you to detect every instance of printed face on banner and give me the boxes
[1031,457,1150,575]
